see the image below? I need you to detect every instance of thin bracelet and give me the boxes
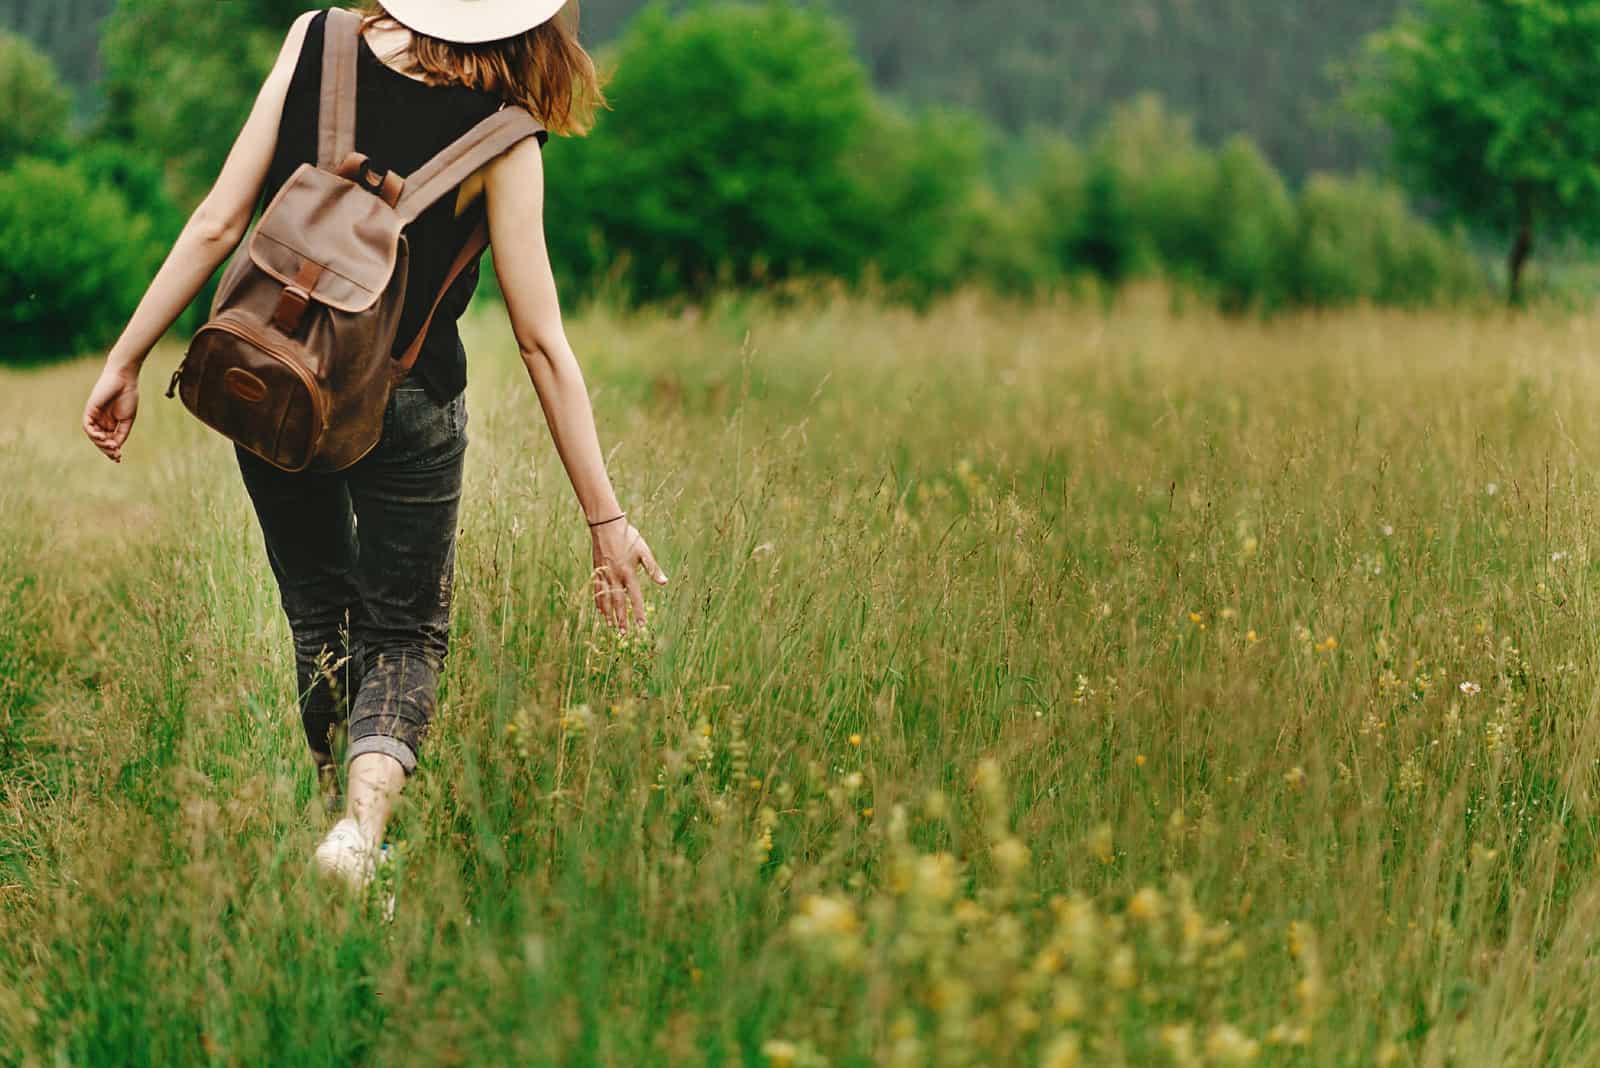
[587,511,627,529]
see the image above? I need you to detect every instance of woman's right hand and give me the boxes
[82,364,141,464]
[591,519,669,632]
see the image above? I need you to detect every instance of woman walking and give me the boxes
[80,1,666,887]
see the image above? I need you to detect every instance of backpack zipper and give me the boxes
[195,314,329,447]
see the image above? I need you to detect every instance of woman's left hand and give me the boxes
[591,520,669,632]
[82,365,141,464]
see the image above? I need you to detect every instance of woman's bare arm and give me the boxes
[83,12,313,462]
[484,136,668,630]
[105,13,312,378]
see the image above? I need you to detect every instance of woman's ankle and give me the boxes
[345,751,407,844]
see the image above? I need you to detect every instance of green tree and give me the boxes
[546,2,876,301]
[0,158,154,361]
[98,0,314,204]
[844,102,988,302]
[0,30,71,164]
[1358,0,1600,301]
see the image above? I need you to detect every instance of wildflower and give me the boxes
[910,853,959,903]
[1485,482,1499,496]
[1286,921,1308,960]
[1086,823,1115,865]
[559,703,595,733]
[1459,681,1480,696]
[1381,524,1394,537]
[1396,756,1424,794]
[993,835,1031,876]
[1284,767,1308,792]
[1189,611,1204,625]
[1242,536,1259,556]
[1041,1032,1083,1068]
[1127,886,1164,921]
[1135,754,1148,768]
[1246,629,1259,644]
[761,1040,799,1068]
[1265,1023,1311,1047]
[1205,1024,1262,1064]
[847,733,862,747]
[1051,980,1085,1023]
[975,758,1006,815]
[1161,1024,1197,1066]
[1319,636,1338,653]
[953,899,989,927]
[791,896,862,967]
[1006,1001,1042,1035]
[926,976,972,1015]
[1107,945,1136,989]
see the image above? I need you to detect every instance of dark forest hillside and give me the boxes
[2,0,1405,178]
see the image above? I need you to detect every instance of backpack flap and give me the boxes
[248,163,404,318]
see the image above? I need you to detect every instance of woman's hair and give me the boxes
[357,2,606,135]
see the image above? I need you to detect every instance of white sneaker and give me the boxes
[314,818,377,889]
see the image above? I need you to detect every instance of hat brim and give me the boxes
[380,0,567,44]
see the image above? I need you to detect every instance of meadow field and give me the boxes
[6,290,1600,1066]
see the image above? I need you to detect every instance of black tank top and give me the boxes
[260,9,546,402]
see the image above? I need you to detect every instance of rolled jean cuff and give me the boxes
[347,734,419,775]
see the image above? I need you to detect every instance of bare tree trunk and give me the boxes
[1507,196,1534,305]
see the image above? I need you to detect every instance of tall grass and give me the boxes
[3,288,1600,1065]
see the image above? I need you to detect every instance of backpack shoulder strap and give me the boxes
[318,8,362,168]
[394,107,547,224]
[389,108,545,374]
[393,217,490,377]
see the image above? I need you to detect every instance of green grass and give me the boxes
[4,287,1600,1065]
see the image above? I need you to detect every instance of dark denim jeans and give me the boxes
[236,372,468,774]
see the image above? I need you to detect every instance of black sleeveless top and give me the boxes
[260,10,546,402]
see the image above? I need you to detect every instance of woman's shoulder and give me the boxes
[291,7,327,45]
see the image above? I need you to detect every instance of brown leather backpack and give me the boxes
[166,8,544,473]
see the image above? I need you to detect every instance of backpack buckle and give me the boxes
[357,158,388,191]
[336,153,405,208]
[272,286,312,335]
[271,260,326,336]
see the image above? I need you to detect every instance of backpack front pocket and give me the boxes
[179,311,327,472]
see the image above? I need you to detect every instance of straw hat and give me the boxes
[379,0,568,44]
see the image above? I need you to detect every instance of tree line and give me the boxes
[3,0,1597,360]
[6,0,1405,180]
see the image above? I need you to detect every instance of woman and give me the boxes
[80,0,667,888]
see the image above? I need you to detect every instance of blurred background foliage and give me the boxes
[0,0,1595,362]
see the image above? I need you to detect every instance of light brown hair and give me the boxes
[357,2,606,135]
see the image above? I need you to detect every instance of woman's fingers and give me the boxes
[637,541,669,586]
[592,529,667,632]
[593,563,619,628]
[82,374,137,463]
[595,561,631,632]
[625,567,647,628]
[82,407,123,462]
